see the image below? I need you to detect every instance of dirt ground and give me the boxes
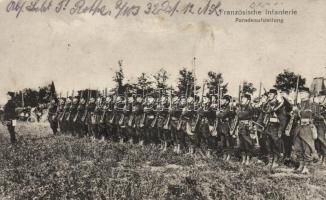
[1,122,326,200]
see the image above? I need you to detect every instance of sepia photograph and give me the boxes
[0,0,326,199]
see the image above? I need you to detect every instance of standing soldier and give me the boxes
[101,95,114,140]
[48,98,59,135]
[264,89,292,168]
[3,92,17,144]
[292,107,318,174]
[175,96,189,154]
[235,94,255,165]
[86,97,96,138]
[69,96,79,136]
[57,98,66,133]
[133,94,144,145]
[114,95,126,143]
[313,95,326,166]
[157,93,170,151]
[169,95,182,153]
[216,95,235,161]
[74,96,87,137]
[197,95,214,157]
[143,94,156,145]
[61,97,72,134]
[124,94,134,144]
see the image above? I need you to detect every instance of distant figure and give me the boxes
[3,92,17,144]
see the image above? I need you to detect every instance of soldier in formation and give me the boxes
[48,87,326,174]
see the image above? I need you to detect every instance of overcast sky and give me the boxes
[0,0,325,103]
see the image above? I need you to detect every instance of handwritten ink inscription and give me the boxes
[5,0,222,18]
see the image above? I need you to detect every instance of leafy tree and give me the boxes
[177,68,200,97]
[153,68,169,90]
[242,81,256,95]
[274,69,308,92]
[207,71,228,96]
[113,60,125,94]
[133,72,153,96]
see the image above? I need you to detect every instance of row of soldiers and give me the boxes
[47,88,326,173]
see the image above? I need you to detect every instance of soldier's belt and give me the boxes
[300,118,311,125]
[269,118,279,123]
[147,115,155,119]
[239,120,250,125]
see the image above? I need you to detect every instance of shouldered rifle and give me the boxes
[191,81,206,132]
[163,86,173,130]
[285,76,300,136]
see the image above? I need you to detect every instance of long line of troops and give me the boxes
[47,87,326,174]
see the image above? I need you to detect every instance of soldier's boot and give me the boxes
[119,138,124,144]
[188,146,194,155]
[298,161,309,174]
[176,144,181,154]
[139,140,144,146]
[206,149,211,158]
[226,153,231,161]
[129,138,133,145]
[271,155,279,168]
[222,153,226,161]
[241,154,246,165]
[163,141,167,152]
[245,155,250,166]
[173,145,177,153]
[322,156,326,166]
[294,161,304,173]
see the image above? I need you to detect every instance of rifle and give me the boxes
[81,89,90,123]
[285,76,300,136]
[191,81,206,132]
[163,86,173,130]
[151,89,163,128]
[119,88,128,126]
[73,91,83,123]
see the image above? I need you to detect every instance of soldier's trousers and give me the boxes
[77,122,88,137]
[49,120,58,135]
[263,123,283,157]
[7,124,16,144]
[238,125,254,155]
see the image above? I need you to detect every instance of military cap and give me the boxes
[242,94,251,100]
[222,95,232,102]
[268,89,278,95]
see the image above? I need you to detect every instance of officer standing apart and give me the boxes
[3,92,17,144]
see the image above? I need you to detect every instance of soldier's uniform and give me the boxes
[263,89,292,167]
[62,97,72,134]
[74,97,87,137]
[156,95,170,151]
[197,97,214,157]
[124,95,134,143]
[86,98,96,138]
[69,97,79,136]
[312,96,326,165]
[101,96,114,140]
[57,98,66,133]
[174,96,188,153]
[113,96,126,142]
[143,95,156,145]
[237,94,255,165]
[130,95,144,145]
[292,109,318,173]
[216,95,235,161]
[48,99,59,135]
[169,96,182,153]
[3,94,17,144]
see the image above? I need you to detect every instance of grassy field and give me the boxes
[1,122,326,200]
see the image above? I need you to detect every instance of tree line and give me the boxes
[7,61,309,107]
